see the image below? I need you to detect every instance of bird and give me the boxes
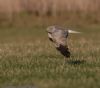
[46,25,81,59]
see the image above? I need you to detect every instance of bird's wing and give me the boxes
[68,29,81,33]
[47,27,68,47]
[52,32,68,47]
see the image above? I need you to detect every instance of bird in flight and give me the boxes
[46,25,81,59]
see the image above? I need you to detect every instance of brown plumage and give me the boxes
[46,25,81,58]
[46,25,70,58]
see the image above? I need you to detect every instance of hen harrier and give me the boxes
[46,25,81,59]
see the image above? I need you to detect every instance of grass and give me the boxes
[0,24,100,88]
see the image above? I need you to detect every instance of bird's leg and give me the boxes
[64,57,66,64]
[62,57,67,68]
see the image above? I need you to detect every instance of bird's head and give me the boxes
[46,26,57,34]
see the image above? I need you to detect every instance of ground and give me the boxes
[0,25,100,88]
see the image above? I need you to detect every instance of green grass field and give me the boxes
[0,24,100,88]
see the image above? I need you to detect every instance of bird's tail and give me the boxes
[68,29,81,34]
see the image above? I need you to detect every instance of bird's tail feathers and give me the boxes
[68,29,81,34]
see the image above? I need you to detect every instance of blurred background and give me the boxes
[0,1,100,88]
[0,0,100,27]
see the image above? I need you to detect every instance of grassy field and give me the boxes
[0,24,100,88]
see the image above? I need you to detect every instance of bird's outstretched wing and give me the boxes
[68,29,81,33]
